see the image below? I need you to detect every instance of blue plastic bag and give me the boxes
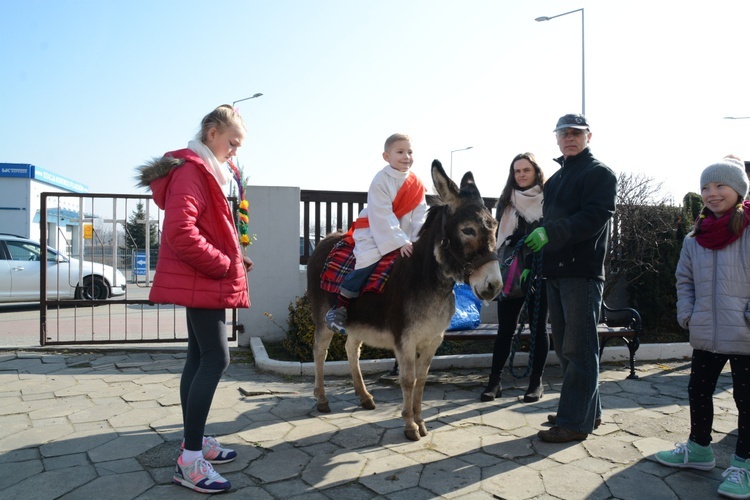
[448,283,482,331]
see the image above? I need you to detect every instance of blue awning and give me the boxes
[33,208,95,226]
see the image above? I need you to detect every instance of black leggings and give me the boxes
[689,349,750,459]
[181,308,230,452]
[491,288,549,379]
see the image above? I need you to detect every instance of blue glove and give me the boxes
[520,269,531,283]
[525,227,549,253]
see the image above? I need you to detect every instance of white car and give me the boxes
[0,233,127,302]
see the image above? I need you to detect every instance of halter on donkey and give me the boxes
[306,159,503,441]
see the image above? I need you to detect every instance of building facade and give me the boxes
[0,163,90,252]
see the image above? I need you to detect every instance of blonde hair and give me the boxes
[384,133,411,152]
[693,201,747,236]
[197,105,246,142]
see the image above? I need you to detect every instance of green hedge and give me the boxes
[281,294,393,362]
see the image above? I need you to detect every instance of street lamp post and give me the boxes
[450,146,473,179]
[232,93,263,108]
[725,116,750,120]
[229,93,263,188]
[536,8,585,116]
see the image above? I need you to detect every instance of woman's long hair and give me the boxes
[496,152,546,214]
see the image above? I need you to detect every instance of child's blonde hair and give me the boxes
[693,203,748,236]
[198,105,246,143]
[384,133,411,152]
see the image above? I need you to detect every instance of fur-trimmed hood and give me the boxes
[135,149,208,210]
[135,156,185,190]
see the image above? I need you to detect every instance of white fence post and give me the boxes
[238,186,307,345]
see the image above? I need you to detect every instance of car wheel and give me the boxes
[76,276,110,300]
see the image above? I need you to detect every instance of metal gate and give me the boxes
[38,192,241,346]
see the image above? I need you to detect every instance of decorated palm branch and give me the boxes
[227,158,252,252]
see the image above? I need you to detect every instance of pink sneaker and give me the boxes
[173,456,231,493]
[181,436,238,464]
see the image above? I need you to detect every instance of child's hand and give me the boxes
[400,241,414,257]
[243,255,254,272]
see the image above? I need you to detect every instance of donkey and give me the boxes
[306,160,502,441]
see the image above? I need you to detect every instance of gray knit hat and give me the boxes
[700,157,748,198]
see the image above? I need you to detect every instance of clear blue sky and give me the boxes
[2,0,749,204]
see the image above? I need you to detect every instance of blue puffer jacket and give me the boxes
[676,229,750,355]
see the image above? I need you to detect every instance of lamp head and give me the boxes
[535,16,550,22]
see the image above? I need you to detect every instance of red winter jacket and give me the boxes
[136,149,250,309]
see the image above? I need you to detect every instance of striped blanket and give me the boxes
[320,239,400,294]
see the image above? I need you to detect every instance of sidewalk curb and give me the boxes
[250,336,694,377]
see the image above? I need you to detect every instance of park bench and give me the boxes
[443,302,643,380]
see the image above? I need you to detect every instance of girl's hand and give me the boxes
[400,241,413,258]
[243,255,254,272]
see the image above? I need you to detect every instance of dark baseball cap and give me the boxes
[554,113,589,132]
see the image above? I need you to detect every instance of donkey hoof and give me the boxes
[404,429,421,442]
[316,402,331,413]
[361,397,376,410]
[418,422,428,437]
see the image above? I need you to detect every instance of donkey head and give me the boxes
[430,159,502,301]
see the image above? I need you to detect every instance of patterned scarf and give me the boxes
[695,200,750,250]
[320,239,400,294]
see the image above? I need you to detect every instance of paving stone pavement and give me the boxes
[0,348,740,499]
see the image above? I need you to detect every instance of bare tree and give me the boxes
[605,172,682,298]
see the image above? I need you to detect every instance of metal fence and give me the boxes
[39,192,240,346]
[299,190,498,265]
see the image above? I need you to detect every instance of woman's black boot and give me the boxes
[480,374,502,402]
[523,374,544,402]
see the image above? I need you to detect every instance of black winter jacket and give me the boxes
[541,148,617,280]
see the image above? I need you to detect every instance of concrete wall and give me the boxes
[238,185,307,345]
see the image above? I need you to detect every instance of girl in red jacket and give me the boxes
[137,104,252,494]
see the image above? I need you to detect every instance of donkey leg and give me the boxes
[345,337,375,409]
[412,339,443,438]
[313,325,334,413]
[395,350,421,441]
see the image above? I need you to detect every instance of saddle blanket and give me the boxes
[320,239,400,294]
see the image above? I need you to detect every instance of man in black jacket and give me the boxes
[525,113,617,443]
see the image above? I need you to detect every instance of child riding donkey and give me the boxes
[325,133,427,334]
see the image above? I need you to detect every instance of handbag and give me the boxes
[499,244,524,300]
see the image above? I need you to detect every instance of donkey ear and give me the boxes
[460,171,482,199]
[431,159,460,209]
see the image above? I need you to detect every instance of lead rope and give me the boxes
[508,239,543,379]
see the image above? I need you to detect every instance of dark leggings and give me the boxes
[181,308,230,452]
[689,349,750,459]
[491,288,549,378]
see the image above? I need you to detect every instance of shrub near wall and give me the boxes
[626,204,688,340]
[619,196,703,342]
[605,173,696,341]
[282,294,393,362]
